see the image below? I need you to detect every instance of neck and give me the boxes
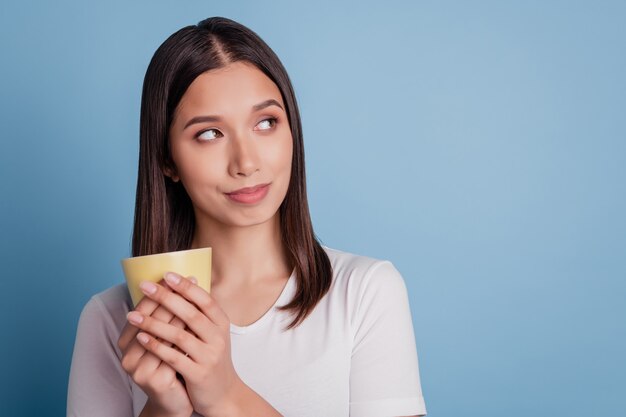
[190,212,292,288]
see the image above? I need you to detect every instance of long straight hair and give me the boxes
[131,17,332,330]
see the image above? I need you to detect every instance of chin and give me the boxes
[225,204,281,226]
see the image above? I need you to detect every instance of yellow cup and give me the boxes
[121,247,212,307]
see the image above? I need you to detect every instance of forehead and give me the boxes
[175,61,283,116]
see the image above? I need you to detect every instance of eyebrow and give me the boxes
[183,99,284,130]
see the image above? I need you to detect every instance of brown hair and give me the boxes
[131,16,332,330]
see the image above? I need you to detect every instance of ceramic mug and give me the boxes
[121,247,212,307]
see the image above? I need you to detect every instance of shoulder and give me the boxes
[321,245,408,304]
[322,245,386,273]
[78,283,133,336]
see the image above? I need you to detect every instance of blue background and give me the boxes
[1,1,624,416]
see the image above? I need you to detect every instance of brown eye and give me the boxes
[256,117,277,131]
[196,128,223,142]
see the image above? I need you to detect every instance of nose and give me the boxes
[228,130,260,178]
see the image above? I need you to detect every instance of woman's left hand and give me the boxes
[126,271,241,416]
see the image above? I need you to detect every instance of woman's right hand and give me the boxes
[118,278,194,417]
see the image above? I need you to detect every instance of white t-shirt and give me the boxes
[67,245,427,417]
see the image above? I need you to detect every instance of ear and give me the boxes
[162,163,180,183]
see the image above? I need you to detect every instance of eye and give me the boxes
[255,117,278,131]
[196,128,223,142]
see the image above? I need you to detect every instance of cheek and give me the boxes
[267,134,293,174]
[174,147,224,187]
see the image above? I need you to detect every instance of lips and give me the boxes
[225,183,271,205]
[226,183,271,195]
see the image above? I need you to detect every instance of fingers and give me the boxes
[166,273,230,328]
[120,304,174,372]
[121,309,187,391]
[135,330,195,376]
[118,280,193,411]
[120,283,181,373]
[127,310,207,362]
[118,279,172,351]
[136,278,224,344]
[128,313,186,383]
[118,298,159,352]
[119,275,202,354]
[146,272,230,330]
[169,273,230,328]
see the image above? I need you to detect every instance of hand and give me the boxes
[118,278,194,416]
[127,272,241,416]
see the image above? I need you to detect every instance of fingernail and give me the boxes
[136,332,150,344]
[127,311,144,324]
[165,272,180,285]
[139,281,157,294]
[190,276,197,284]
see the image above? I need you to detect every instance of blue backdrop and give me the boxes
[1,1,624,416]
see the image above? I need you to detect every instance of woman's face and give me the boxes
[167,61,293,228]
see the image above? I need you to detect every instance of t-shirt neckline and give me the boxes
[229,267,296,335]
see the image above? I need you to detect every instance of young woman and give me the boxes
[67,16,427,417]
